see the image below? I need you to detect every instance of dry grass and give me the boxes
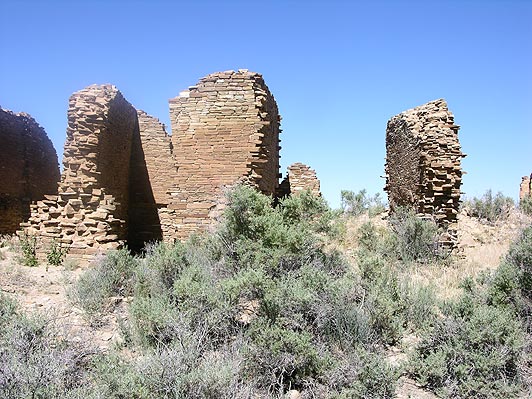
[341,208,532,301]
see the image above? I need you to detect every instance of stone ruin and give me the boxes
[0,108,59,234]
[23,85,140,257]
[277,163,321,198]
[15,70,320,259]
[166,70,282,240]
[520,174,531,202]
[384,99,465,246]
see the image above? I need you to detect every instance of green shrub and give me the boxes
[410,225,532,398]
[388,207,443,262]
[520,195,532,216]
[246,320,328,394]
[68,185,399,396]
[89,342,253,399]
[341,189,386,217]
[18,233,38,267]
[327,349,398,399]
[410,298,525,398]
[465,189,514,223]
[488,225,532,319]
[69,249,136,318]
[46,239,69,267]
[0,295,92,398]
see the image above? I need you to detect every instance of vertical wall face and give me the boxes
[167,70,281,239]
[128,110,177,250]
[0,108,59,234]
[520,174,531,201]
[24,85,138,257]
[385,99,465,244]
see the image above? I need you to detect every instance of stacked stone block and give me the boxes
[520,174,531,202]
[385,99,465,246]
[0,108,59,234]
[168,69,281,239]
[23,85,138,258]
[277,163,321,198]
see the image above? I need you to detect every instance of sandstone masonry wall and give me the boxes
[520,174,531,201]
[128,110,178,249]
[0,108,59,234]
[23,85,138,258]
[167,70,281,239]
[277,163,321,198]
[385,99,465,246]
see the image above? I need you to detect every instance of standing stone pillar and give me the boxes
[385,99,466,247]
[23,85,138,258]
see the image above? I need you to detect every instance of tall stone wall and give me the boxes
[167,70,281,239]
[385,99,465,245]
[0,108,59,234]
[23,85,138,258]
[277,163,321,198]
[128,110,178,250]
[520,174,531,201]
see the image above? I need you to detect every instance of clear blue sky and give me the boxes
[1,0,530,208]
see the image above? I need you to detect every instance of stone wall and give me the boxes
[23,85,138,258]
[167,70,281,239]
[277,163,321,198]
[0,108,59,234]
[128,110,177,250]
[520,174,531,201]
[384,99,465,246]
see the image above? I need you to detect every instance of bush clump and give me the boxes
[68,185,397,397]
[465,189,514,223]
[410,295,525,398]
[69,248,137,319]
[388,208,444,263]
[519,195,532,216]
[0,294,92,398]
[409,225,532,398]
[341,189,386,217]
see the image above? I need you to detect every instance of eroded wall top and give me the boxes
[277,163,321,198]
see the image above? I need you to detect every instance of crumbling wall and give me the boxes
[0,108,59,234]
[385,99,465,245]
[23,85,138,258]
[167,70,281,239]
[128,110,177,249]
[277,163,321,198]
[520,174,531,201]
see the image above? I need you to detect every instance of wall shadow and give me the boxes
[128,121,163,252]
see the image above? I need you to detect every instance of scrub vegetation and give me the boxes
[1,185,530,398]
